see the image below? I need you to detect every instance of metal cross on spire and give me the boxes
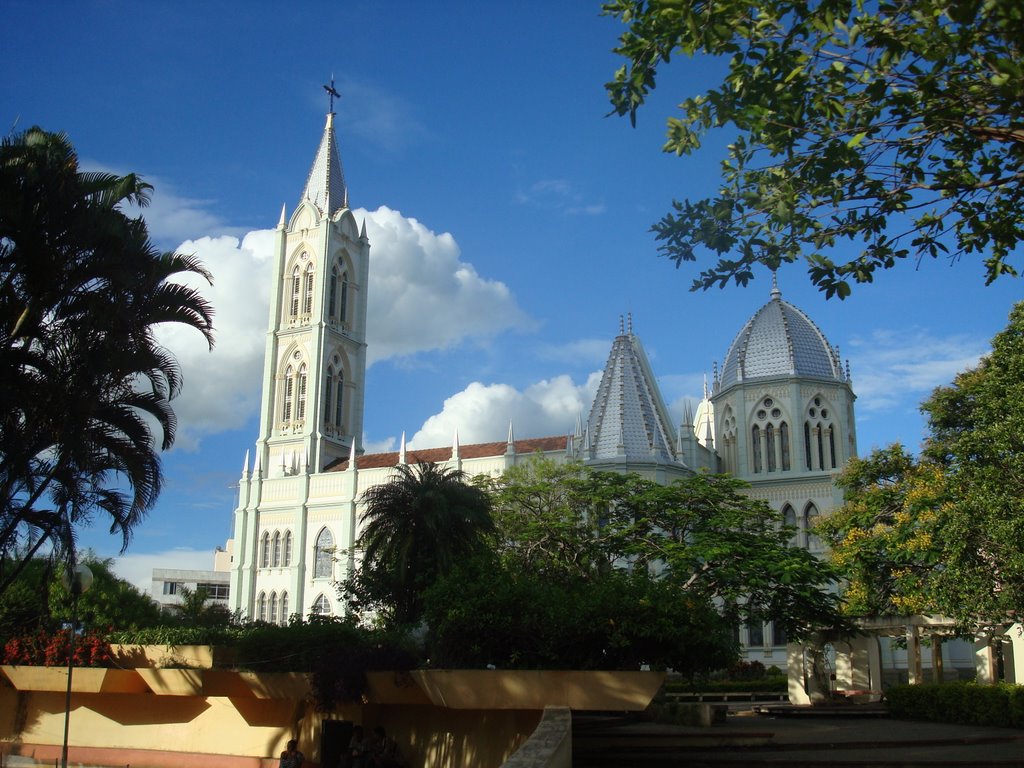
[323,77,341,114]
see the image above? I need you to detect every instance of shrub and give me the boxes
[3,628,113,667]
[886,682,1024,728]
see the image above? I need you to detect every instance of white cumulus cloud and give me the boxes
[155,206,531,449]
[409,372,601,449]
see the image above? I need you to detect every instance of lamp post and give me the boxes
[61,563,93,768]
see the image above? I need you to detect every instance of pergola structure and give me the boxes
[786,617,1024,705]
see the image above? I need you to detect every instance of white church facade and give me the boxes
[228,110,858,660]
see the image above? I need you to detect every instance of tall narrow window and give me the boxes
[828,425,837,468]
[780,422,791,471]
[772,622,788,646]
[748,621,764,647]
[335,369,344,429]
[782,504,798,546]
[290,267,301,317]
[751,425,762,473]
[280,592,289,624]
[271,531,281,567]
[257,593,267,623]
[804,422,813,470]
[324,369,334,425]
[283,531,292,567]
[314,528,334,579]
[329,266,339,318]
[303,264,315,315]
[340,273,349,324]
[765,424,776,472]
[817,425,825,470]
[269,592,278,625]
[260,532,270,568]
[283,366,294,422]
[296,364,308,421]
[806,503,822,550]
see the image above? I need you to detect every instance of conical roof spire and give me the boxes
[586,317,678,463]
[300,112,348,218]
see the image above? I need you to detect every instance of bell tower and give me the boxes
[253,108,369,476]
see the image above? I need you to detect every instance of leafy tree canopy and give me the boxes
[0,555,163,643]
[605,0,1024,298]
[487,458,845,638]
[822,302,1024,627]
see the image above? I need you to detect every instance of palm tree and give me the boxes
[353,462,494,626]
[0,127,214,593]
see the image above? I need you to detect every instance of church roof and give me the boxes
[718,281,845,390]
[586,317,678,463]
[325,435,568,472]
[300,112,348,217]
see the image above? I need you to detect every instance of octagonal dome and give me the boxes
[718,283,844,390]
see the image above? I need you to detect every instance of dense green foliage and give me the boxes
[423,556,736,674]
[488,460,845,638]
[0,127,214,592]
[886,682,1024,728]
[0,556,163,646]
[821,302,1024,626]
[343,462,494,628]
[605,0,1024,297]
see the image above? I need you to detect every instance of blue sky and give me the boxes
[4,1,1021,588]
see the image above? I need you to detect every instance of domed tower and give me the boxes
[710,277,856,553]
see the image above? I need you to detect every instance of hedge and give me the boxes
[886,682,1024,728]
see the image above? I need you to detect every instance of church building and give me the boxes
[228,110,858,661]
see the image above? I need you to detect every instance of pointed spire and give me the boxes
[627,312,634,335]
[618,315,625,335]
[574,412,583,437]
[399,432,407,464]
[565,433,573,456]
[300,112,348,218]
[770,271,781,300]
[347,441,357,471]
[506,420,516,457]
[451,429,461,460]
[253,449,262,477]
[242,450,250,479]
[703,373,709,400]
[359,217,368,241]
[278,203,287,229]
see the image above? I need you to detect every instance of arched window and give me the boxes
[312,594,331,616]
[271,531,281,567]
[260,532,270,568]
[303,263,315,315]
[804,422,813,470]
[324,368,334,425]
[329,266,339,318]
[283,365,295,422]
[280,592,289,624]
[765,423,776,472]
[283,531,292,567]
[269,592,278,625]
[828,425,837,468]
[314,528,334,579]
[290,266,301,318]
[340,273,349,323]
[806,503,823,550]
[334,368,344,429]
[296,364,308,421]
[751,425,762,473]
[782,504,798,546]
[257,592,267,623]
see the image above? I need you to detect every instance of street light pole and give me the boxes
[61,563,93,768]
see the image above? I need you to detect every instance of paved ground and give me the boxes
[573,711,1024,766]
